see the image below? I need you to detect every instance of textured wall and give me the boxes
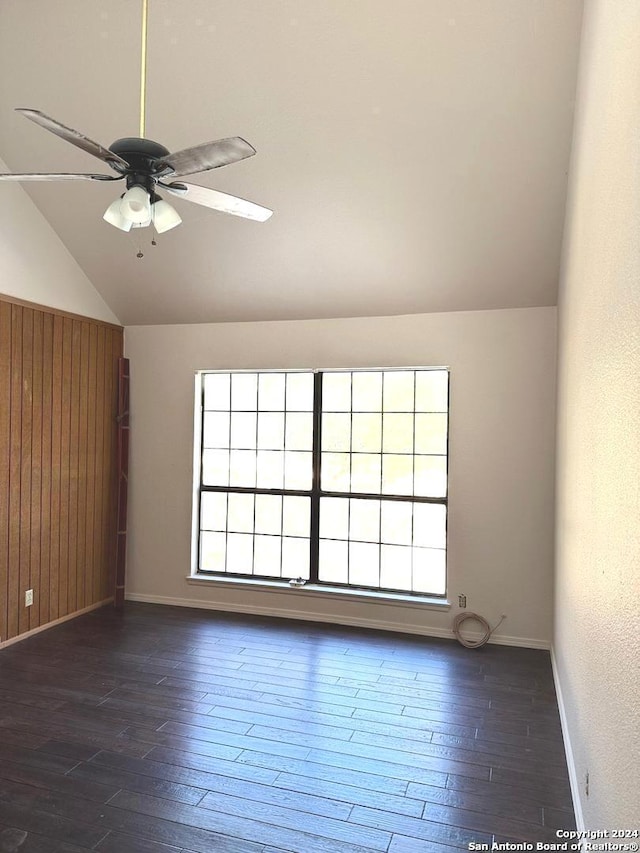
[555,0,640,828]
[125,307,557,647]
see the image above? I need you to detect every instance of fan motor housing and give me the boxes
[109,137,174,189]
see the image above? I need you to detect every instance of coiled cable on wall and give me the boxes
[453,612,506,649]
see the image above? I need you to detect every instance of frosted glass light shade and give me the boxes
[103,198,132,231]
[120,185,151,224]
[153,199,182,233]
[131,214,153,228]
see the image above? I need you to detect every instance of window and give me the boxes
[196,368,448,596]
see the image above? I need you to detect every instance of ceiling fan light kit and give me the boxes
[0,1,272,241]
[152,198,182,234]
[120,185,151,224]
[103,197,133,232]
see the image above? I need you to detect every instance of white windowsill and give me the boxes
[186,573,450,610]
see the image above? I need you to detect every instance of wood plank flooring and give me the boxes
[0,603,576,852]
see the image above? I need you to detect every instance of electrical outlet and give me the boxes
[25,589,34,607]
[585,771,589,797]
[458,594,467,608]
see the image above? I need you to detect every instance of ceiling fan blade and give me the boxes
[157,138,256,177]
[0,172,123,181]
[16,109,128,171]
[161,182,273,221]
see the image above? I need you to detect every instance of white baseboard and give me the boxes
[0,598,114,650]
[124,592,550,650]
[551,646,584,832]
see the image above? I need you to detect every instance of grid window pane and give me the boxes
[321,452,351,491]
[204,373,230,409]
[383,371,414,411]
[352,371,382,412]
[227,492,255,533]
[282,536,310,579]
[349,542,380,587]
[231,373,258,410]
[226,533,254,573]
[350,454,382,494]
[415,370,448,412]
[229,450,256,487]
[200,491,227,530]
[414,455,447,497]
[413,503,447,549]
[352,413,381,452]
[254,534,282,576]
[323,373,351,411]
[349,498,380,543]
[202,449,229,486]
[259,373,286,411]
[200,531,226,572]
[319,497,349,540]
[284,451,312,490]
[381,544,412,591]
[286,372,314,411]
[415,413,448,455]
[256,450,284,489]
[286,413,313,451]
[319,539,348,583]
[380,500,413,545]
[203,412,230,448]
[283,496,311,538]
[382,413,413,453]
[258,412,285,450]
[231,412,257,449]
[322,413,351,452]
[254,494,282,535]
[382,454,414,496]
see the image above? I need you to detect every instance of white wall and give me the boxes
[0,156,118,323]
[125,306,557,647]
[554,0,640,830]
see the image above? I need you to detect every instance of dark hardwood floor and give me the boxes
[0,602,575,853]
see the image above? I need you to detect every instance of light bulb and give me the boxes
[103,198,132,231]
[120,185,151,224]
[153,199,182,233]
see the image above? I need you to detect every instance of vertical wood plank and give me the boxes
[49,315,63,622]
[84,324,98,605]
[18,309,33,636]
[39,313,53,626]
[112,331,124,598]
[58,317,73,618]
[67,320,82,613]
[115,356,130,609]
[29,311,43,631]
[76,322,90,609]
[101,330,115,601]
[8,305,22,639]
[0,302,11,642]
[93,326,106,606]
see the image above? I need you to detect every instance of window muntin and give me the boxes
[197,368,448,596]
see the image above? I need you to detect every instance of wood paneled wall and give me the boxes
[0,295,123,643]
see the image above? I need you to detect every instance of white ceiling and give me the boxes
[0,0,583,325]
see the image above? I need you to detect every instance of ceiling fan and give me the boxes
[0,1,272,235]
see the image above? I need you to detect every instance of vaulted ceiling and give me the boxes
[0,0,583,325]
